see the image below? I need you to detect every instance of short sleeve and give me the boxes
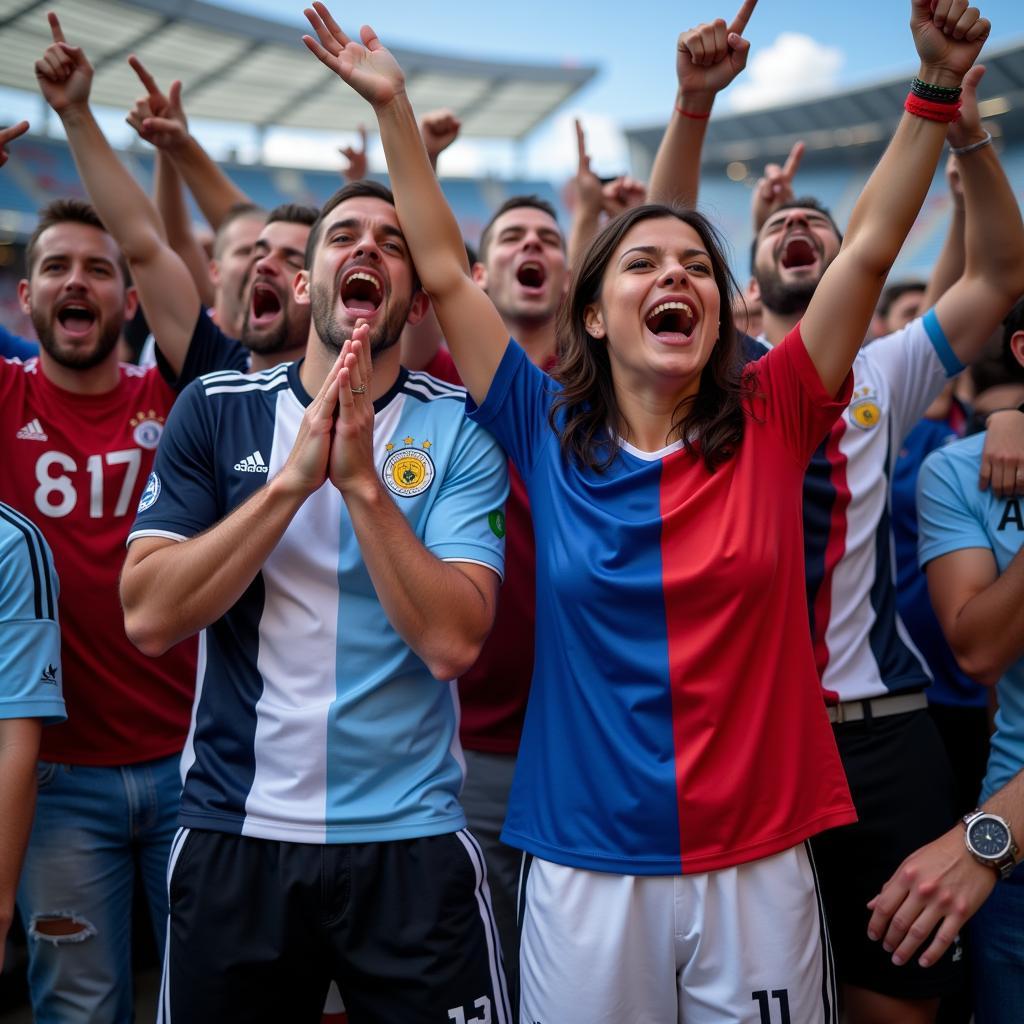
[128,379,221,544]
[423,418,509,580]
[0,510,65,723]
[157,311,250,392]
[749,324,853,464]
[917,445,991,568]
[465,339,558,478]
[862,314,963,445]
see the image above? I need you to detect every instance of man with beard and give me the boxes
[747,94,1024,1024]
[119,179,510,1022]
[0,192,197,1020]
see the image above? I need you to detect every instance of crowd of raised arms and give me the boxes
[2,1,1024,1022]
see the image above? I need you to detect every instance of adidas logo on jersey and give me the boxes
[234,451,269,473]
[16,418,48,442]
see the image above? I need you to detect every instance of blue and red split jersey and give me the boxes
[468,328,856,875]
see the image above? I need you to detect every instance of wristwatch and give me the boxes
[963,810,1019,880]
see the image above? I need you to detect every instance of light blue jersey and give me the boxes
[0,501,64,723]
[918,431,1024,801]
[129,361,508,843]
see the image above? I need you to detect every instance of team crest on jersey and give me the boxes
[382,437,435,497]
[130,410,165,450]
[848,386,882,431]
[138,471,161,512]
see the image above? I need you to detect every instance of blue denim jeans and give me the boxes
[16,753,182,1024]
[971,859,1024,1024]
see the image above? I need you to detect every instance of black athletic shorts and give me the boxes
[158,827,511,1024]
[810,706,965,1000]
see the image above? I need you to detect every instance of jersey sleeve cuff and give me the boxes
[126,528,189,548]
[923,309,966,378]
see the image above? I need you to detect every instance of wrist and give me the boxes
[267,470,316,508]
[337,471,385,508]
[676,90,714,118]
[917,65,964,90]
[57,102,92,126]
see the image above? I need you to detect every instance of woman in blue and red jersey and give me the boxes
[302,2,991,1019]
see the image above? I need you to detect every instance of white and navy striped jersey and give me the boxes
[801,312,964,702]
[0,501,65,723]
[129,361,509,844]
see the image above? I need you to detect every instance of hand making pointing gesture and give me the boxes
[676,0,757,107]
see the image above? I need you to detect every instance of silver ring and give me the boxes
[350,384,368,395]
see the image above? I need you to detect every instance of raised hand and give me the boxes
[421,108,461,167]
[34,12,92,114]
[571,118,604,216]
[329,322,377,497]
[339,123,368,181]
[947,64,986,149]
[0,120,29,168]
[125,56,189,151]
[752,140,805,230]
[302,2,405,109]
[911,0,990,83]
[601,176,647,218]
[676,0,756,103]
[275,350,345,500]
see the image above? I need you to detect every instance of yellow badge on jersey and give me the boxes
[382,438,435,498]
[848,387,882,431]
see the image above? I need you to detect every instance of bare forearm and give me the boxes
[948,547,1024,684]
[167,135,251,230]
[122,479,307,655]
[343,479,494,680]
[0,721,41,948]
[155,150,215,308]
[647,92,712,208]
[59,104,166,260]
[377,93,468,297]
[958,144,1024,298]
[921,204,964,310]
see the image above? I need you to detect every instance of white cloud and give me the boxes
[729,33,844,112]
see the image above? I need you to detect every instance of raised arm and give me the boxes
[126,59,215,309]
[800,0,994,397]
[302,4,507,406]
[34,13,200,374]
[751,140,805,233]
[647,0,755,207]
[919,153,966,309]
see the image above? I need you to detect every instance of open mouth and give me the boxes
[516,261,547,291]
[645,300,696,340]
[341,269,383,317]
[251,283,282,326]
[780,236,818,270]
[56,303,97,338]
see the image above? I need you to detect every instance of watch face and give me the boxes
[968,816,1011,858]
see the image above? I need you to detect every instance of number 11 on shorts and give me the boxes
[752,988,791,1024]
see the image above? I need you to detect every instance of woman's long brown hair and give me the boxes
[549,204,755,473]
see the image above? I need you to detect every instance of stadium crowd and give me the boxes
[2,0,1024,1021]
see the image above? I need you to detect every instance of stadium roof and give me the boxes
[626,39,1024,175]
[0,0,597,139]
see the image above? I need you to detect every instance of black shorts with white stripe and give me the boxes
[159,828,511,1024]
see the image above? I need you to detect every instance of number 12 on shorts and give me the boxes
[752,988,790,1024]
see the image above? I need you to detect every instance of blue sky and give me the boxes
[5,0,1023,178]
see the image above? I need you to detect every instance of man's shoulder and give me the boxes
[190,362,293,400]
[402,369,467,405]
[922,431,986,475]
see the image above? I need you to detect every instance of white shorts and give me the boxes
[518,843,836,1024]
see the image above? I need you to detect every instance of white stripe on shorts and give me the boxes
[806,841,839,1024]
[157,827,191,1024]
[454,829,511,1024]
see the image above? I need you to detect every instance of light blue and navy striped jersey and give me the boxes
[0,501,64,723]
[128,360,508,843]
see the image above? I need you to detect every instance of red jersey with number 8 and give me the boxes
[0,357,194,764]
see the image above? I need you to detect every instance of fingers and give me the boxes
[358,122,367,148]
[168,80,183,111]
[978,458,992,492]
[311,1,350,47]
[965,16,990,43]
[303,6,344,57]
[47,10,66,43]
[128,54,160,96]
[360,24,383,52]
[729,0,758,35]
[0,120,30,146]
[918,916,966,968]
[575,118,590,173]
[782,140,805,179]
[353,320,372,385]
[887,902,944,966]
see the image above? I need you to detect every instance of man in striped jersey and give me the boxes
[749,71,1024,1023]
[121,180,511,1024]
[0,501,64,973]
